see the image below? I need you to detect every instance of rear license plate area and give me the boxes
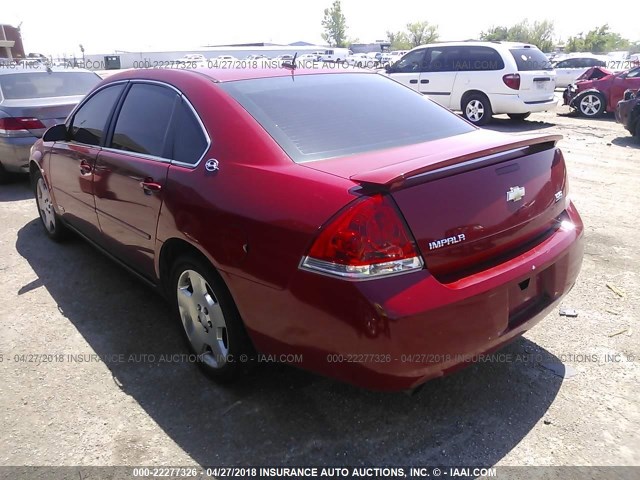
[507,269,551,328]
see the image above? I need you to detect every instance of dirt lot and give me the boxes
[0,103,638,472]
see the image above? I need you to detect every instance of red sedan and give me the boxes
[30,67,584,391]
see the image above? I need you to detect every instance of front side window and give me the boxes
[625,67,640,79]
[111,83,177,157]
[393,49,426,73]
[69,84,125,146]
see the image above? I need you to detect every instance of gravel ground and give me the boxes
[0,104,638,472]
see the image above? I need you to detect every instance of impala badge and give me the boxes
[506,186,525,202]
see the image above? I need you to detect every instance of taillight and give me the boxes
[502,73,521,90]
[0,117,46,137]
[300,193,424,279]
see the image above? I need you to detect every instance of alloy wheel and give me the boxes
[36,178,56,233]
[176,269,229,368]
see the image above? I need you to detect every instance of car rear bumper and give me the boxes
[234,202,584,391]
[0,136,37,173]
[490,94,557,114]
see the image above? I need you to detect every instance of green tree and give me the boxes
[565,25,630,53]
[479,26,509,41]
[386,30,412,50]
[480,19,555,52]
[405,21,439,48]
[321,0,348,47]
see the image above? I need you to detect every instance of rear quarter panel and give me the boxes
[155,79,356,290]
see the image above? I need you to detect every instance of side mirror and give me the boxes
[43,123,68,142]
[385,64,395,73]
[623,89,635,101]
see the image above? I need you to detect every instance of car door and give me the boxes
[610,67,640,107]
[387,49,426,91]
[49,83,126,239]
[418,47,459,108]
[447,46,508,112]
[93,82,177,279]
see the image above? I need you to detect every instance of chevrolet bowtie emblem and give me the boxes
[506,186,526,202]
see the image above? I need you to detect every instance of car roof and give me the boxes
[104,67,374,84]
[0,66,95,76]
[412,41,537,50]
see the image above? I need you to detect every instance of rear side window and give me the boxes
[0,72,100,100]
[171,99,208,165]
[465,47,505,71]
[220,73,475,163]
[111,83,177,157]
[509,48,552,71]
[427,47,504,72]
[70,84,125,146]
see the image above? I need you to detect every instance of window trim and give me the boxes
[67,78,211,169]
[67,80,129,148]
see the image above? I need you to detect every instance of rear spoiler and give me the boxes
[350,134,562,190]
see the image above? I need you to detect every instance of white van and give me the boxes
[318,48,351,63]
[386,41,557,125]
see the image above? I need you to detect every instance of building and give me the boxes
[84,43,326,70]
[0,24,25,59]
[349,41,391,54]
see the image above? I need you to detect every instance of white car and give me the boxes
[386,41,557,125]
[176,54,206,63]
[318,48,351,63]
[552,55,608,88]
[346,53,371,67]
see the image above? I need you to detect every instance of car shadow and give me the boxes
[0,177,33,202]
[611,136,639,148]
[556,111,617,123]
[483,117,556,133]
[16,220,566,467]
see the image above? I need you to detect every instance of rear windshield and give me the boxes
[509,48,552,71]
[220,73,474,163]
[0,72,100,100]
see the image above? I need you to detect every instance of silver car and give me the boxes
[0,66,100,182]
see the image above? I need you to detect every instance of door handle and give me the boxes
[79,160,92,175]
[409,79,418,84]
[140,179,162,194]
[421,79,430,84]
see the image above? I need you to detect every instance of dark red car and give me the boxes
[30,68,584,391]
[564,66,640,117]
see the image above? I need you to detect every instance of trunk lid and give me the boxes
[0,96,83,136]
[303,130,568,283]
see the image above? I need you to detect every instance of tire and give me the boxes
[0,163,10,184]
[170,254,254,382]
[462,93,493,126]
[508,113,531,121]
[32,169,68,241]
[576,92,605,117]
